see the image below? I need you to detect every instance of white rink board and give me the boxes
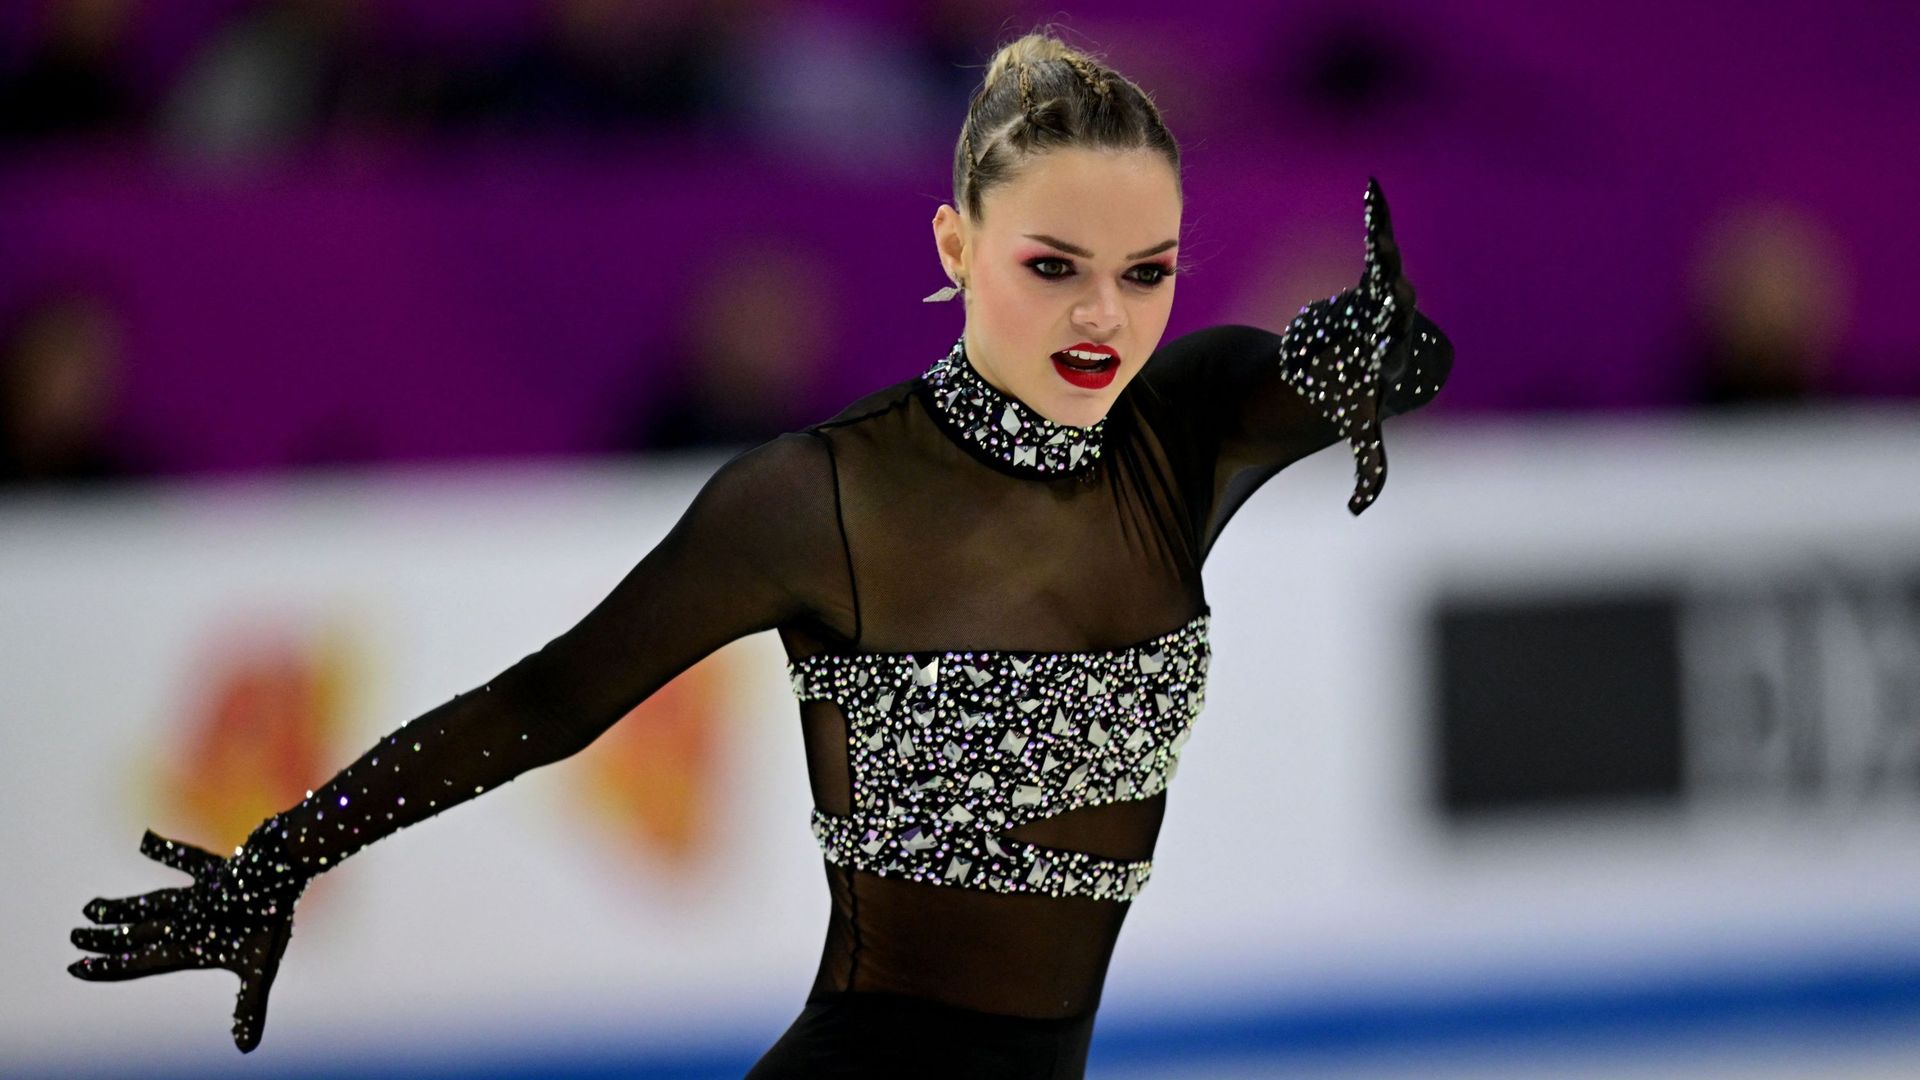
[5,408,1919,1074]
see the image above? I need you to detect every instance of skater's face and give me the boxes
[932,147,1181,428]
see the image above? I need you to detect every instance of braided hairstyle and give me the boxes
[954,29,1181,223]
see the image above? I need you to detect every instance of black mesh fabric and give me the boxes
[70,180,1453,1050]
[775,317,1448,1018]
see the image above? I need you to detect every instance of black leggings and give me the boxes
[744,989,1099,1079]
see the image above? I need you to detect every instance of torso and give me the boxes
[773,367,1210,1019]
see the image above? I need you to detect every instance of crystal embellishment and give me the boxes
[1274,176,1451,516]
[917,335,1106,480]
[788,611,1211,904]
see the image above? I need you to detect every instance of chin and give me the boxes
[1041,394,1117,428]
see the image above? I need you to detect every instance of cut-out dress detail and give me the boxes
[119,312,1450,1023]
[103,181,1453,1032]
[791,611,1210,903]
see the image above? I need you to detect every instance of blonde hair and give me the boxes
[954,27,1181,221]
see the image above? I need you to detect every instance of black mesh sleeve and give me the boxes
[262,429,855,879]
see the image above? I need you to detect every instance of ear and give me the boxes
[931,204,969,284]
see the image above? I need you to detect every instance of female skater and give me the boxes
[68,29,1451,1079]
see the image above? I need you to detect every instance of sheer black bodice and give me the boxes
[71,193,1452,1053]
[195,309,1450,1016]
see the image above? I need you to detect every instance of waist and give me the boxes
[803,987,1099,1029]
[771,988,1098,1079]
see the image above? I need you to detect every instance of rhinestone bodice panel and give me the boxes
[788,611,1210,903]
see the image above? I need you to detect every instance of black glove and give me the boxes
[1277,176,1448,515]
[69,818,311,1053]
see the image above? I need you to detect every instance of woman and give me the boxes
[67,29,1451,1079]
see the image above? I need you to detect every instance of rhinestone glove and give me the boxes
[68,818,310,1053]
[64,432,856,1054]
[1277,176,1451,515]
[64,678,586,1055]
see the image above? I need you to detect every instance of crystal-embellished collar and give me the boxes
[916,335,1106,480]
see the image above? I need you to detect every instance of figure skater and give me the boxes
[69,27,1451,1079]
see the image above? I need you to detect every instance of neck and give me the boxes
[918,334,1106,480]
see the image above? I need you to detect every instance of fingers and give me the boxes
[1389,274,1417,338]
[1364,176,1398,251]
[1346,422,1388,517]
[1362,176,1405,288]
[1361,178,1418,349]
[84,886,191,925]
[71,920,174,954]
[229,923,289,1053]
[141,830,223,878]
[67,941,200,982]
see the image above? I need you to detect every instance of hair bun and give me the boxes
[953,27,1180,221]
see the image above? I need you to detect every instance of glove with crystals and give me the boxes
[68,819,310,1053]
[64,420,854,1054]
[1277,176,1452,515]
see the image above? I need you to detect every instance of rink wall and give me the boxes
[6,410,1920,1077]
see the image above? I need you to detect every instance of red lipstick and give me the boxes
[1051,342,1119,390]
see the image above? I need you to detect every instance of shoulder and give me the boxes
[693,430,837,516]
[789,376,925,464]
[699,370,916,505]
[710,372,916,479]
[1136,324,1279,382]
[812,376,921,431]
[1126,323,1279,414]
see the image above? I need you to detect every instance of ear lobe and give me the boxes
[931,207,968,282]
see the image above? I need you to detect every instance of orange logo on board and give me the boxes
[150,616,359,857]
[574,642,738,880]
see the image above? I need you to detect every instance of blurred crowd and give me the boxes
[0,0,1891,490]
[0,0,1007,486]
[0,0,997,152]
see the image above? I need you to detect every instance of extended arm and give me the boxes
[68,431,853,1051]
[1129,177,1453,550]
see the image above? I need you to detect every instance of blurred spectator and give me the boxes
[621,243,835,452]
[158,0,392,165]
[0,0,141,139]
[910,0,1026,114]
[1260,9,1441,135]
[1683,201,1852,408]
[0,289,137,486]
[725,3,956,168]
[429,0,736,136]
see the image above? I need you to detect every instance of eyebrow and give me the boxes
[1023,234,1179,260]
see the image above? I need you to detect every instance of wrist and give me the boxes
[225,814,315,915]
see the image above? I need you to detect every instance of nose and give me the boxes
[1072,278,1125,337]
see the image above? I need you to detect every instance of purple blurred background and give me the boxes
[1,0,1913,484]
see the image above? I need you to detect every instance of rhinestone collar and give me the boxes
[916,335,1106,480]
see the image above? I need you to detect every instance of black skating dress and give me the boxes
[70,181,1452,1078]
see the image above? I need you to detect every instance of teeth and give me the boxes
[1059,349,1111,363]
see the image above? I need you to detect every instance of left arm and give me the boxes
[1128,177,1453,543]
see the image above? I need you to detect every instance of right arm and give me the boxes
[254,429,854,877]
[68,430,854,1049]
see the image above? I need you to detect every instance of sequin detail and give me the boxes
[1276,177,1447,516]
[67,823,310,1051]
[918,335,1105,479]
[789,612,1210,903]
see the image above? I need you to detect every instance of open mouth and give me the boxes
[1054,347,1115,371]
[1051,344,1119,389]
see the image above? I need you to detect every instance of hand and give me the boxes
[69,825,307,1053]
[1277,176,1421,515]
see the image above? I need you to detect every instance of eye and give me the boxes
[1128,263,1176,287]
[1023,257,1181,287]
